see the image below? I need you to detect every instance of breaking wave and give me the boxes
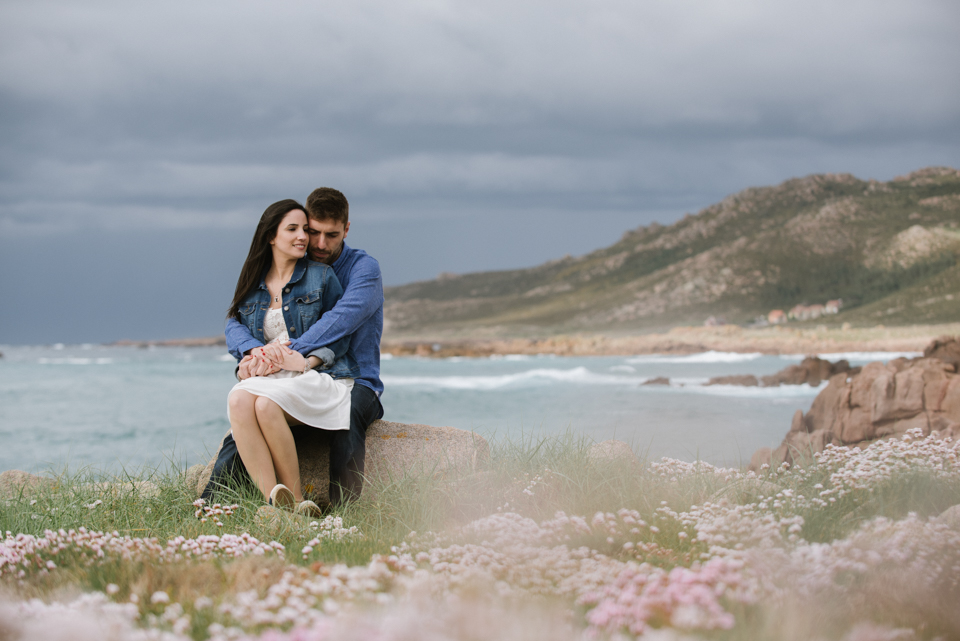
[383,367,830,397]
[37,358,113,365]
[382,367,635,390]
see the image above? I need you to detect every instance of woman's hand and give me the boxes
[256,342,306,372]
[239,352,281,379]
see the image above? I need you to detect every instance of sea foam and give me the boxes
[382,367,634,390]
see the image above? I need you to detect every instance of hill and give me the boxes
[384,167,960,338]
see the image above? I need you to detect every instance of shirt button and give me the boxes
[284,305,289,311]
[289,326,295,332]
[284,288,290,293]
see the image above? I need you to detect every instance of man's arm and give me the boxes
[289,254,383,355]
[225,316,265,361]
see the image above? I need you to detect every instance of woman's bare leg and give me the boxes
[228,390,277,500]
[253,396,304,502]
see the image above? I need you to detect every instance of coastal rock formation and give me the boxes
[193,420,489,506]
[752,337,960,470]
[925,336,960,366]
[760,356,855,387]
[706,356,855,388]
[706,374,759,386]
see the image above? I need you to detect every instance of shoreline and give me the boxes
[381,323,960,358]
[53,322,957,357]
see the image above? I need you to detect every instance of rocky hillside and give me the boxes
[385,167,960,337]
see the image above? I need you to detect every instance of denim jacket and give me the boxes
[226,258,361,380]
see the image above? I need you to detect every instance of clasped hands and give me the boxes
[237,341,302,380]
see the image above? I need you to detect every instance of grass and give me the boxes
[2,431,959,640]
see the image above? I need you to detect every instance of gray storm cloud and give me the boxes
[1,0,959,342]
[3,0,958,232]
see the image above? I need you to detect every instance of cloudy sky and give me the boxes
[1,0,958,344]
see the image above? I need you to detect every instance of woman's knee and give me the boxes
[228,390,256,416]
[254,395,283,421]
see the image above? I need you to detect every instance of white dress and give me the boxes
[228,308,353,430]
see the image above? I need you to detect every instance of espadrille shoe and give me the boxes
[269,484,295,510]
[295,500,323,519]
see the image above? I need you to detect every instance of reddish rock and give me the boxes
[706,374,759,386]
[760,356,854,387]
[750,337,960,470]
[750,447,773,470]
[924,336,960,367]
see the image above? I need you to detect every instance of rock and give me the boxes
[253,505,311,536]
[642,376,671,386]
[749,338,960,471]
[88,481,160,499]
[937,504,960,529]
[588,440,641,467]
[0,470,56,499]
[196,420,489,506]
[749,447,772,470]
[706,374,759,386]
[760,356,854,387]
[185,464,205,495]
[923,336,960,368]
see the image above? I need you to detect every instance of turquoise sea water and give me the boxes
[0,344,920,473]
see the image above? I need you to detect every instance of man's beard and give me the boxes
[310,242,343,264]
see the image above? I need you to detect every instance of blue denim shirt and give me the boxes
[226,258,360,380]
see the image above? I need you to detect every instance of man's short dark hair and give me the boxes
[306,187,349,225]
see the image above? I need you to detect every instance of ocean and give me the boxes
[0,344,920,473]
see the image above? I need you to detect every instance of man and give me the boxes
[223,187,384,504]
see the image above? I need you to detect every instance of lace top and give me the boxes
[263,307,290,344]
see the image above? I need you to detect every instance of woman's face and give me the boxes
[269,209,309,261]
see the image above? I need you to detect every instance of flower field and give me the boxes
[2,429,959,640]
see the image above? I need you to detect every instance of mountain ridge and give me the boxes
[384,167,960,337]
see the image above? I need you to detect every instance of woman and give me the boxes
[225,199,360,516]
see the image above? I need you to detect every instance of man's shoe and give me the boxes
[295,500,323,519]
[269,484,295,510]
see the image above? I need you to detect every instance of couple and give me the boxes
[217,188,383,517]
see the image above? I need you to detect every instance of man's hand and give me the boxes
[237,355,256,380]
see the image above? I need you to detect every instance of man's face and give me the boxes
[307,217,350,264]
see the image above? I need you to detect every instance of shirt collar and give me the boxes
[332,243,352,271]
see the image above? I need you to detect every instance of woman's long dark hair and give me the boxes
[228,199,306,320]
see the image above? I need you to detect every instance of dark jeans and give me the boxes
[202,383,383,504]
[329,383,383,504]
